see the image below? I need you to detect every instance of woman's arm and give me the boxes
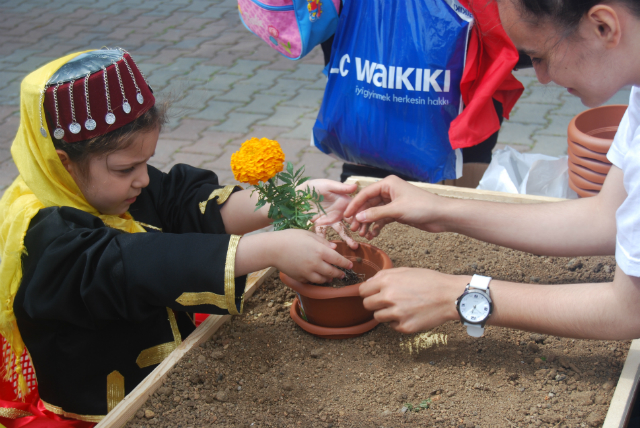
[439,166,625,256]
[346,167,626,257]
[360,265,640,340]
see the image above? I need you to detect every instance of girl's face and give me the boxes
[498,0,630,107]
[66,128,159,216]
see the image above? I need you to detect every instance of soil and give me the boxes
[125,223,627,428]
[316,266,366,288]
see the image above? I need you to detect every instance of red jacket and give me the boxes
[450,0,524,150]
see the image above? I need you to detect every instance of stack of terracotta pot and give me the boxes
[567,105,627,197]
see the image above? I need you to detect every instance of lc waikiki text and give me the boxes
[330,55,451,92]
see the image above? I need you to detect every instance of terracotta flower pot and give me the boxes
[567,105,627,197]
[568,179,599,198]
[566,139,610,163]
[568,105,627,153]
[567,150,612,175]
[289,298,379,340]
[567,161,607,184]
[568,169,602,191]
[280,241,393,339]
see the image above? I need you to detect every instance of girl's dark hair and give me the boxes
[52,102,168,177]
[516,0,640,29]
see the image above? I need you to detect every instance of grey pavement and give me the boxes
[0,0,632,191]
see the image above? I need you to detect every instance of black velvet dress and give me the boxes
[13,164,246,420]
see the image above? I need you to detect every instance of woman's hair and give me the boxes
[52,101,169,177]
[515,0,640,29]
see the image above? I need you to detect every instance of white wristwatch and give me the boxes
[455,274,493,337]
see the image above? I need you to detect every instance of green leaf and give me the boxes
[279,174,292,185]
[280,205,295,219]
[286,162,294,175]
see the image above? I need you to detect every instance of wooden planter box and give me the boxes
[96,177,639,427]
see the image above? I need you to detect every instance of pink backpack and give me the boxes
[238,0,341,60]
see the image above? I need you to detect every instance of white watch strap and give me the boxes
[470,274,491,291]
[465,324,485,337]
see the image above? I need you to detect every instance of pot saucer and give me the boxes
[289,298,378,339]
[569,178,599,198]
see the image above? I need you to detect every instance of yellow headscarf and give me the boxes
[0,51,146,398]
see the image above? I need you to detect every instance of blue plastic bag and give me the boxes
[312,0,473,183]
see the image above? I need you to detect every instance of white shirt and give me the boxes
[607,86,640,277]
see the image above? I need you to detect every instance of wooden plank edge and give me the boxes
[603,339,640,428]
[345,176,565,204]
[95,266,277,428]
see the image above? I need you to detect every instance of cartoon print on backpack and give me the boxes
[308,0,323,21]
[267,25,293,55]
[268,26,279,46]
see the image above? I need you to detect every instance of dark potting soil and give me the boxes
[315,266,365,289]
[126,223,626,428]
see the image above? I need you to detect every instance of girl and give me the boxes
[337,0,640,340]
[0,48,356,425]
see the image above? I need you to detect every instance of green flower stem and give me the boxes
[252,162,325,231]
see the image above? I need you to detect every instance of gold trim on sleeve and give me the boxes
[42,400,104,423]
[0,407,33,419]
[135,310,181,369]
[198,185,243,214]
[135,221,162,231]
[176,291,227,309]
[224,235,242,315]
[106,370,125,412]
[167,308,182,347]
[136,342,177,369]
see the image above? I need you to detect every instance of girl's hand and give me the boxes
[305,179,357,225]
[359,268,463,333]
[314,221,358,249]
[271,229,353,284]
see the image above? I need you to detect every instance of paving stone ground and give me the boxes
[0,0,632,191]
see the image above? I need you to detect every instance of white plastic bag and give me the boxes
[477,146,577,198]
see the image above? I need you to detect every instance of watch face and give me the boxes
[459,292,491,323]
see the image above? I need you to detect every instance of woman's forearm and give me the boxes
[437,167,625,256]
[488,266,640,340]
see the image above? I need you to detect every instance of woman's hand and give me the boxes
[344,176,447,239]
[359,267,463,333]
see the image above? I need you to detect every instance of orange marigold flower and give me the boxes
[230,138,285,185]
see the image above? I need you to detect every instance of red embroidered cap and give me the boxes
[42,48,155,143]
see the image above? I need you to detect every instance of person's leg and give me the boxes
[321,0,342,66]
[444,99,504,188]
[321,35,335,66]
